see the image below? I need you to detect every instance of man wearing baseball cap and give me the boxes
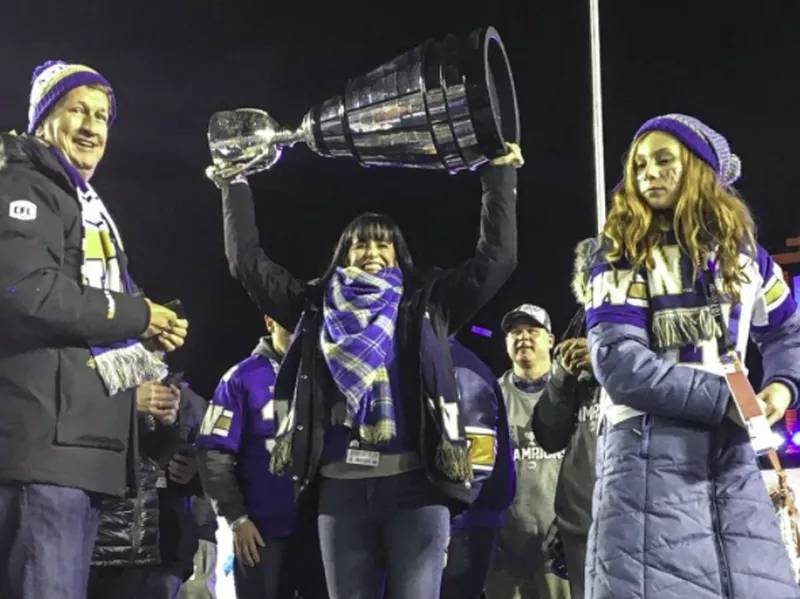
[486,305,570,599]
[0,60,187,599]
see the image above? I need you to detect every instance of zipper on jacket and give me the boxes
[130,495,142,561]
[417,292,434,486]
[129,400,142,564]
[639,414,652,458]
[708,430,733,598]
[419,328,432,485]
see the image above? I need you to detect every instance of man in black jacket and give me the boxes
[0,59,186,599]
[88,382,208,599]
[531,307,600,599]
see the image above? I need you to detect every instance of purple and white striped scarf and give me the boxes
[320,266,403,445]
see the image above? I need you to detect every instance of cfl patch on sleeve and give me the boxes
[7,199,38,221]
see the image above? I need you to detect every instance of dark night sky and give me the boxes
[1,1,798,399]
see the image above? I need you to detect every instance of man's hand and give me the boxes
[142,299,188,352]
[136,381,180,425]
[142,299,178,337]
[555,338,591,376]
[491,141,524,168]
[156,321,189,352]
[233,519,265,567]
[756,381,793,426]
[167,451,198,485]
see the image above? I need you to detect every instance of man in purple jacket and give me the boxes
[196,316,327,599]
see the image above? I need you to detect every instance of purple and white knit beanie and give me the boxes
[634,113,741,186]
[27,60,116,134]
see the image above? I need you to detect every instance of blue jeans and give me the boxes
[441,527,499,599]
[0,483,99,599]
[137,568,183,599]
[88,565,183,599]
[234,530,328,599]
[317,469,450,599]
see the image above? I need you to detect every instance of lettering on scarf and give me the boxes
[590,268,648,308]
[440,395,462,441]
[650,245,685,296]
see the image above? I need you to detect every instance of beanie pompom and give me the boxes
[31,60,66,85]
[27,61,116,134]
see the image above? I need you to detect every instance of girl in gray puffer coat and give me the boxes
[580,113,800,599]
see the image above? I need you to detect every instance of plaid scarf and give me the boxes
[51,147,167,395]
[270,271,472,484]
[320,266,403,444]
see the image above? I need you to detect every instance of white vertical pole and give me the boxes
[589,0,607,233]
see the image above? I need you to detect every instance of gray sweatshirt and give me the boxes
[496,371,566,574]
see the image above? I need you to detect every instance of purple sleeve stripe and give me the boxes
[755,243,773,283]
[751,300,798,333]
[586,305,648,330]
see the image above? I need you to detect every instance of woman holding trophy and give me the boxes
[211,142,520,599]
[205,26,524,599]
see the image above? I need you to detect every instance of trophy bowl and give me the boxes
[206,25,519,180]
[207,109,284,180]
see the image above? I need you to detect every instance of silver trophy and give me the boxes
[206,26,519,180]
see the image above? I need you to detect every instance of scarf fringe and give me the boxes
[94,343,168,396]
[358,421,396,445]
[269,432,294,475]
[331,402,396,445]
[435,439,473,483]
[652,306,720,350]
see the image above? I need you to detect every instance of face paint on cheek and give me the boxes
[663,167,680,185]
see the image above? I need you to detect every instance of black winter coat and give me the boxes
[0,133,150,496]
[91,412,180,567]
[221,164,518,509]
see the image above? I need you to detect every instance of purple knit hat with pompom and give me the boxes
[27,60,117,134]
[633,113,741,186]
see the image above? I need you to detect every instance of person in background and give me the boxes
[87,378,183,599]
[531,304,600,599]
[486,304,570,599]
[179,495,219,599]
[442,337,516,599]
[197,315,328,599]
[0,59,186,599]
[157,383,211,596]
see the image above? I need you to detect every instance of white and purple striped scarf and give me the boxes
[51,147,167,395]
[320,266,403,445]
